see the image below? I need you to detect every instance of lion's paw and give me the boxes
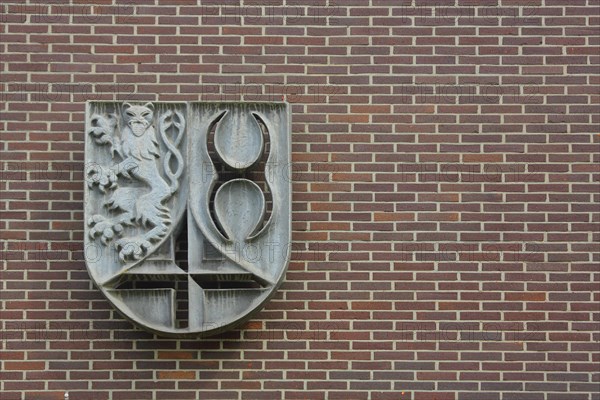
[86,164,118,193]
[88,215,123,245]
[115,237,153,262]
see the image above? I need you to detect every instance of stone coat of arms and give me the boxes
[84,101,291,337]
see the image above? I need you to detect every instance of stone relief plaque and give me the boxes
[84,101,291,337]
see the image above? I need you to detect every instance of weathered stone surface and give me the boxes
[84,101,291,337]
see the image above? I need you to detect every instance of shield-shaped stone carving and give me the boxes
[84,101,291,337]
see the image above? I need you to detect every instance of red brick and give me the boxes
[157,371,196,380]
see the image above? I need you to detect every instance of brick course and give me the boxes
[1,1,599,399]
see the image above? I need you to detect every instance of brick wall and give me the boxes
[1,1,599,399]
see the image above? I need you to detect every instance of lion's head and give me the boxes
[121,102,159,161]
[123,102,153,136]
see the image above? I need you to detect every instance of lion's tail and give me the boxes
[158,109,185,194]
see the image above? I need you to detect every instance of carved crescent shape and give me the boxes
[214,109,264,171]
